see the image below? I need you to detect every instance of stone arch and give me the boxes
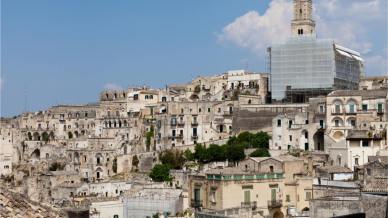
[313,131,324,151]
[96,153,103,165]
[96,167,103,179]
[346,117,356,127]
[68,132,73,139]
[31,149,40,159]
[27,132,32,141]
[33,132,40,141]
[49,131,55,140]
[74,152,80,163]
[331,117,344,127]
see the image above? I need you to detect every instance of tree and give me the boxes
[149,164,171,182]
[249,148,271,157]
[252,132,271,149]
[183,149,195,161]
[207,144,226,162]
[225,143,245,163]
[159,149,185,170]
[194,144,210,163]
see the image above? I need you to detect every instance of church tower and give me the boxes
[291,0,315,36]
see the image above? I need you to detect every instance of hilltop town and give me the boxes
[1,1,387,218]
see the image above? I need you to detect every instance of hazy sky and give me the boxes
[1,0,387,117]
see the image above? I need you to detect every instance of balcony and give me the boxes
[223,111,233,116]
[241,201,257,210]
[331,110,343,115]
[177,122,185,127]
[191,135,198,140]
[268,200,282,208]
[191,122,199,127]
[377,110,384,115]
[170,122,177,127]
[345,111,357,115]
[191,199,203,208]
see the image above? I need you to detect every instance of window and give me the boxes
[269,166,274,173]
[288,120,292,128]
[355,158,359,166]
[350,120,356,127]
[349,104,355,113]
[319,120,324,128]
[208,108,211,113]
[277,119,282,127]
[335,104,341,113]
[162,97,167,102]
[289,135,292,142]
[362,141,369,147]
[305,131,308,139]
[286,195,290,202]
[319,105,324,113]
[114,215,119,218]
[335,119,340,127]
[305,120,309,124]
[378,103,383,113]
[362,104,368,111]
[199,108,202,113]
[133,94,139,100]
[210,191,216,203]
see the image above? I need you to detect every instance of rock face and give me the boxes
[0,188,66,218]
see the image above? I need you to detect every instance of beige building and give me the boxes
[188,156,312,218]
[325,89,388,169]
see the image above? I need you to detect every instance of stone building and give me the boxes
[325,89,388,169]
[188,155,313,218]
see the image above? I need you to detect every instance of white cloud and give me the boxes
[218,0,387,75]
[103,83,123,91]
[218,0,292,54]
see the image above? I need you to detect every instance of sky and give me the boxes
[1,0,387,117]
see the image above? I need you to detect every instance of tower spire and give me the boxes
[291,0,316,36]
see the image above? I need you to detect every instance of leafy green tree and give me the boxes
[159,149,185,169]
[225,143,245,163]
[207,144,226,162]
[194,144,211,163]
[252,132,271,149]
[149,164,171,182]
[183,149,195,161]
[249,148,271,157]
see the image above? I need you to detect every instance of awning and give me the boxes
[351,55,364,62]
[336,49,352,58]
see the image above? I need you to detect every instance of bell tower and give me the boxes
[291,0,315,36]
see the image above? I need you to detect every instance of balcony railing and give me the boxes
[170,122,177,126]
[191,199,203,208]
[191,122,199,127]
[241,201,257,210]
[377,110,384,115]
[177,122,185,127]
[191,135,198,140]
[268,200,282,208]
